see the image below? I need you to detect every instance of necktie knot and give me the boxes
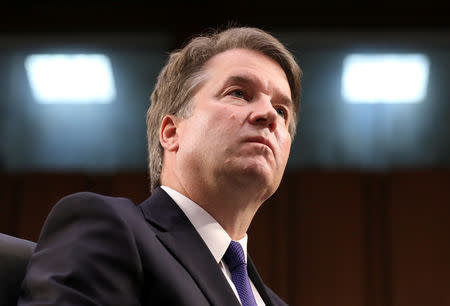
[223,240,246,271]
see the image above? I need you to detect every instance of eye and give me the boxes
[228,89,246,99]
[274,106,288,119]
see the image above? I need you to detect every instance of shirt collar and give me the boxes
[161,185,248,263]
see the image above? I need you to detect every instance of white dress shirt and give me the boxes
[161,186,265,306]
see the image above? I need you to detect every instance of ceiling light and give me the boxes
[25,54,116,104]
[342,54,429,104]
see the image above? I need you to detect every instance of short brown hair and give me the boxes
[146,27,302,191]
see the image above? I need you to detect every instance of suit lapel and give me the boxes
[139,187,240,306]
[248,256,275,306]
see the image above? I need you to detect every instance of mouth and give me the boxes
[245,136,274,153]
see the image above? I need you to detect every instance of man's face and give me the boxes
[175,48,293,198]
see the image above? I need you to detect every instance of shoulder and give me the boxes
[48,191,138,220]
[21,192,150,305]
[39,192,145,241]
[53,191,136,211]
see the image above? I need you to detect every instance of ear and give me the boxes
[159,115,179,152]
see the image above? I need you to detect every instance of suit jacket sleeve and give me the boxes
[19,192,144,306]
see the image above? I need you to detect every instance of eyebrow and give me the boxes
[223,74,293,109]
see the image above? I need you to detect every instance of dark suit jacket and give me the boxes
[19,187,287,305]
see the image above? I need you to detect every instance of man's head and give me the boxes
[146,27,302,192]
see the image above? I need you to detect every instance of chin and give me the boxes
[222,155,280,188]
[236,160,276,186]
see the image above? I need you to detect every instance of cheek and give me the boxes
[177,117,208,153]
[278,133,292,162]
[204,106,244,134]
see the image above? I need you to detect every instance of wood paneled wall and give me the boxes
[0,172,150,240]
[1,170,449,306]
[388,171,450,306]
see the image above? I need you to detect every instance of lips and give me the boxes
[245,136,274,153]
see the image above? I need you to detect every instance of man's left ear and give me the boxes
[159,115,179,152]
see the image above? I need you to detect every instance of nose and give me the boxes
[248,95,278,132]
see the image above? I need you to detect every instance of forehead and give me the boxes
[202,48,291,98]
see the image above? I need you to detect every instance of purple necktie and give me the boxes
[223,241,258,306]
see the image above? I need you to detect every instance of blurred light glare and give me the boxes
[342,54,429,104]
[25,54,116,104]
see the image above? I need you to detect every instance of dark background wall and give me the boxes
[1,2,450,305]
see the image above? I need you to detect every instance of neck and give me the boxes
[165,178,268,240]
[161,157,274,240]
[194,188,261,240]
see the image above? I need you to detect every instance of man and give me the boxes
[19,27,301,305]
